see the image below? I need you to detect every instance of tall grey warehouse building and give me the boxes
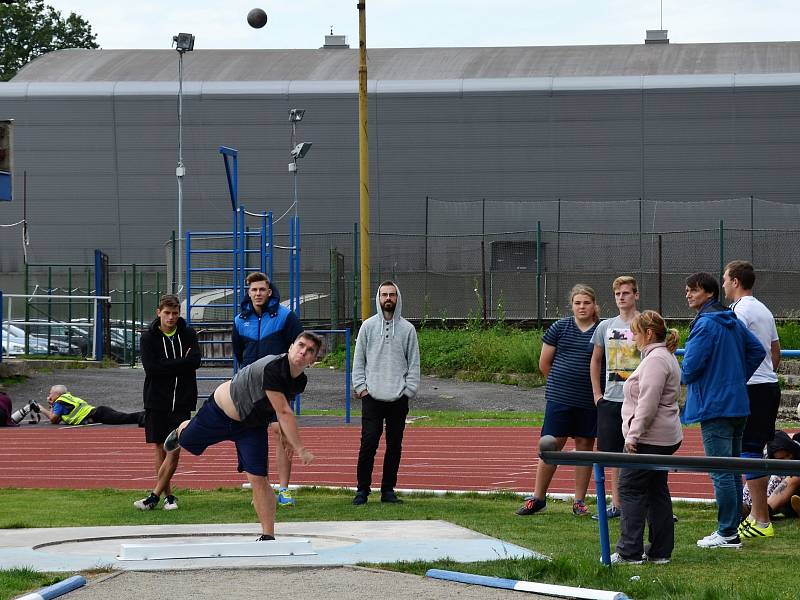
[1,37,800,319]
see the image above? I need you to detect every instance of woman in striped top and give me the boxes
[517,284,600,517]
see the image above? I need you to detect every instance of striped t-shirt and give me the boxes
[542,316,598,409]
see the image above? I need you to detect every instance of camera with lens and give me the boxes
[10,401,42,425]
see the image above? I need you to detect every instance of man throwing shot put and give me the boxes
[153,332,321,540]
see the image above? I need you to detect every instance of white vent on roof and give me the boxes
[323,34,349,49]
[645,29,669,44]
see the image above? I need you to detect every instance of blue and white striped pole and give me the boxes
[16,575,87,600]
[426,569,629,600]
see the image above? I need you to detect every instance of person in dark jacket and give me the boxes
[682,272,766,549]
[232,272,302,367]
[134,294,201,512]
[232,272,303,507]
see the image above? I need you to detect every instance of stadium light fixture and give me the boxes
[173,32,195,298]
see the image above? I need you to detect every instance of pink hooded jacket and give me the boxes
[622,342,683,447]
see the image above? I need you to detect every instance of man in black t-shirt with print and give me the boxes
[145,331,322,541]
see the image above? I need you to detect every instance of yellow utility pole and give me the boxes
[357,0,371,321]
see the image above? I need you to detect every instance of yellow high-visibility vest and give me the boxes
[56,393,94,425]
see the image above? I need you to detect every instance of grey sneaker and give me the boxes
[605,552,644,565]
[163,429,181,453]
[644,554,671,564]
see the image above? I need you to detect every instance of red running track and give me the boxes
[1,426,722,499]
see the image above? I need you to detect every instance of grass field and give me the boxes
[302,408,800,429]
[2,487,798,600]
[320,322,800,389]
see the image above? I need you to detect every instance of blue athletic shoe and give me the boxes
[277,488,295,507]
[592,505,621,520]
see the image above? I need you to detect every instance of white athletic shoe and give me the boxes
[163,495,179,511]
[697,531,741,548]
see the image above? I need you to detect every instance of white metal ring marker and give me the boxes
[118,539,315,561]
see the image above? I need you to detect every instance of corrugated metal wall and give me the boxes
[1,83,800,275]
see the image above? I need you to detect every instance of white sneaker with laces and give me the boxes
[696,531,741,548]
[603,553,644,565]
[163,495,179,511]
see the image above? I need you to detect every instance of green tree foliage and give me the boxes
[0,0,99,81]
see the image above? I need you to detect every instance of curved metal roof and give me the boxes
[12,42,800,83]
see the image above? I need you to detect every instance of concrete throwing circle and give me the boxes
[34,532,356,555]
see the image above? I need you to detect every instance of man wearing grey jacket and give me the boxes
[352,281,421,505]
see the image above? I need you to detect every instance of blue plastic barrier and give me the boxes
[17,575,87,600]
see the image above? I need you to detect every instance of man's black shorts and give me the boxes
[596,399,625,453]
[742,382,781,450]
[145,408,192,444]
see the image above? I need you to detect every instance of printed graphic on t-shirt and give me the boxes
[606,328,640,383]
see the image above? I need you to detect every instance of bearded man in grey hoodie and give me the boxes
[352,281,421,505]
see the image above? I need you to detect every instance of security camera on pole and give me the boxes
[172,32,195,299]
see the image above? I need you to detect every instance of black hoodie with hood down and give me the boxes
[140,316,202,413]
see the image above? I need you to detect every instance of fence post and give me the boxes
[139,270,145,328]
[330,248,337,337]
[639,198,643,289]
[345,327,352,424]
[657,234,663,316]
[424,195,429,303]
[93,249,104,361]
[47,266,53,354]
[171,230,177,295]
[536,221,542,327]
[123,270,129,364]
[555,198,561,319]
[132,263,137,353]
[750,195,754,262]
[24,262,29,353]
[481,199,487,322]
[67,267,73,352]
[353,223,359,327]
[719,219,724,283]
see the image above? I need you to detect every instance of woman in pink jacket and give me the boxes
[612,310,683,565]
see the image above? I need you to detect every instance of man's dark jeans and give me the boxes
[356,395,409,494]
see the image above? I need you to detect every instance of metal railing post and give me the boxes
[345,327,352,424]
[594,464,611,566]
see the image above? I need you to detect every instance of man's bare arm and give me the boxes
[265,390,314,465]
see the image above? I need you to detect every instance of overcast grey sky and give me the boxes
[44,1,800,51]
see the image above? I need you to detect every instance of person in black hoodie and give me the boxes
[134,294,201,511]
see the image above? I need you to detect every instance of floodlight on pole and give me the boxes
[172,32,194,299]
[287,110,311,316]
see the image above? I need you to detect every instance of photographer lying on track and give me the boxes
[40,385,145,426]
